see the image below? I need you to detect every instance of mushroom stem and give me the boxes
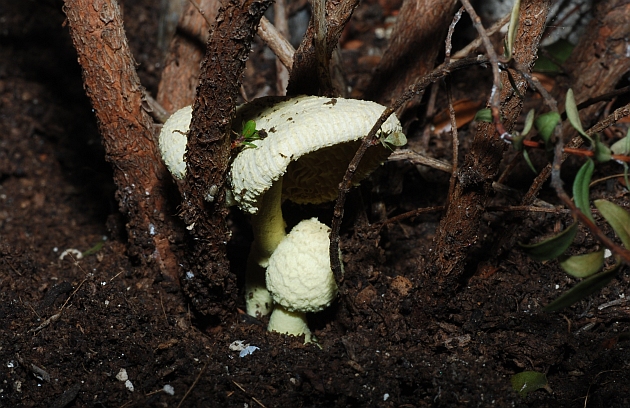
[245,177,286,318]
[267,305,312,343]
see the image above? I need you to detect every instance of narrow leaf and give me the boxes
[559,250,604,278]
[565,88,593,145]
[520,222,578,261]
[511,371,549,397]
[522,149,537,174]
[544,266,619,312]
[505,0,520,60]
[534,111,560,143]
[572,159,594,222]
[522,109,535,136]
[594,199,630,249]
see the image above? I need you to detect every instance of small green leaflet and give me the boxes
[380,131,407,150]
[511,371,551,397]
[559,250,604,278]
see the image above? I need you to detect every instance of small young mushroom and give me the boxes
[265,218,339,343]
[157,96,404,318]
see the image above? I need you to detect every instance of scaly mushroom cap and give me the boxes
[158,105,192,180]
[266,218,338,313]
[231,95,403,214]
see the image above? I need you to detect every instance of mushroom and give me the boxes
[158,104,192,181]
[265,217,339,343]
[231,96,403,318]
[158,96,404,318]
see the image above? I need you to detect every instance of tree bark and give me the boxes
[427,0,551,291]
[286,0,360,96]
[63,0,179,281]
[178,0,272,319]
[157,0,221,113]
[362,0,459,109]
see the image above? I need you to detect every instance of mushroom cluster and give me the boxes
[158,95,405,340]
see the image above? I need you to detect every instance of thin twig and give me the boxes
[452,13,511,60]
[273,0,290,94]
[176,363,207,408]
[329,56,488,283]
[459,0,507,138]
[258,17,295,71]
[232,381,267,408]
[388,149,452,172]
[445,80,458,208]
[445,7,464,63]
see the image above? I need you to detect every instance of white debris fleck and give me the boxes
[116,368,128,382]
[239,346,259,358]
[125,380,134,392]
[229,340,247,351]
[605,249,612,258]
[59,248,83,261]
[383,393,390,401]
[185,271,194,280]
[163,384,175,395]
[229,340,259,357]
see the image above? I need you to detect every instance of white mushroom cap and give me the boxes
[266,218,338,313]
[231,95,403,214]
[158,105,192,180]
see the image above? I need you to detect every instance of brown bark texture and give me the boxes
[63,0,179,280]
[286,0,360,96]
[177,0,272,318]
[557,0,630,133]
[362,0,459,107]
[427,0,551,290]
[157,0,221,113]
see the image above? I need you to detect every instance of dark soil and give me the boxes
[1,1,629,407]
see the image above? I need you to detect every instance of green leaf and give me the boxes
[534,111,560,144]
[610,130,630,155]
[544,266,619,312]
[594,135,612,162]
[474,108,492,123]
[522,109,535,136]
[242,120,258,139]
[520,222,578,261]
[533,39,574,73]
[594,199,630,249]
[382,131,407,147]
[511,371,550,397]
[82,241,104,257]
[559,250,604,278]
[622,163,630,191]
[573,159,594,222]
[505,0,520,60]
[522,149,537,174]
[565,88,593,145]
